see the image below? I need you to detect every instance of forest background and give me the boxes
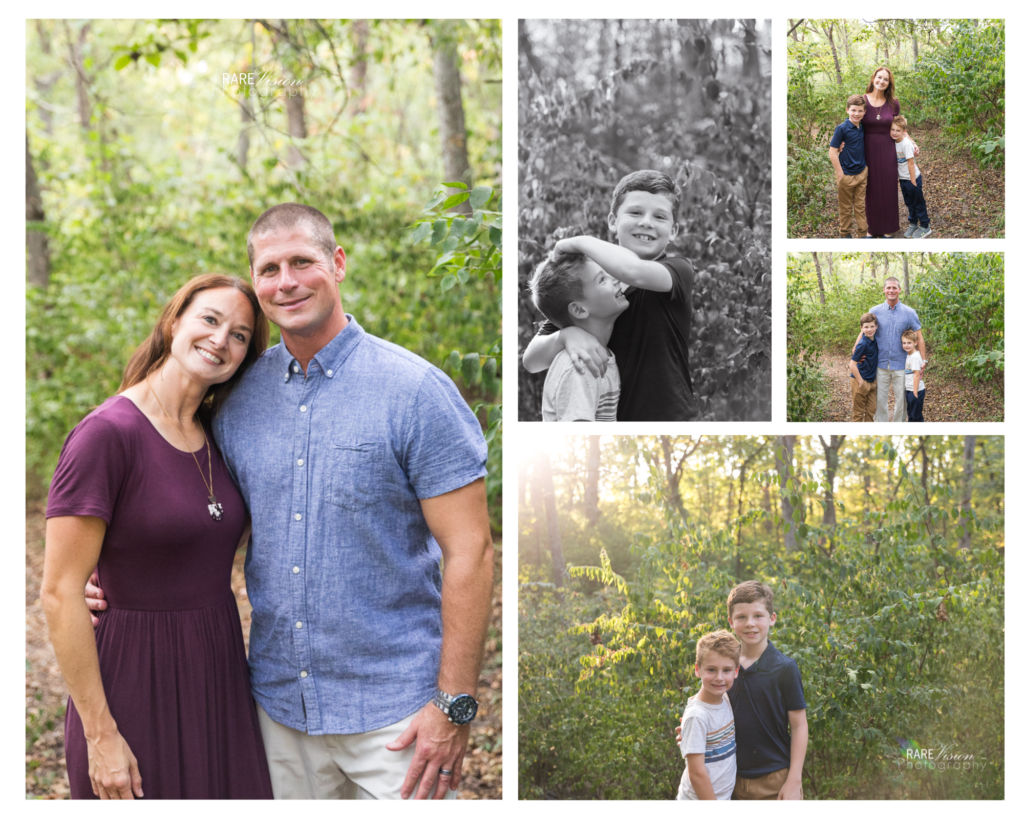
[787,252,1003,422]
[787,18,1004,238]
[518,19,771,422]
[25,19,502,798]
[519,435,1003,800]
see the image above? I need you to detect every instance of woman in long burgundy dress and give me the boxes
[862,66,902,237]
[42,274,273,799]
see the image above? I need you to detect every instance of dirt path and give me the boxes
[791,122,1005,238]
[816,350,1004,422]
[26,506,502,799]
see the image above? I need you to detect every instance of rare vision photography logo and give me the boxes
[896,739,987,772]
[222,71,308,98]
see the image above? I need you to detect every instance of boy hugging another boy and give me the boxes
[903,329,926,421]
[892,115,932,238]
[727,581,807,800]
[677,581,808,799]
[522,170,698,421]
[850,312,879,421]
[529,252,628,421]
[829,95,869,238]
[676,631,741,801]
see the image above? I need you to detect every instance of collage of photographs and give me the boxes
[22,12,1008,805]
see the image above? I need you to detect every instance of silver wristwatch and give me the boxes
[432,688,479,725]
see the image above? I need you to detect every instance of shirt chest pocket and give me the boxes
[326,441,386,511]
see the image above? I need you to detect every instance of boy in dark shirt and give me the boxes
[849,312,880,422]
[521,170,697,421]
[829,95,869,238]
[726,581,807,800]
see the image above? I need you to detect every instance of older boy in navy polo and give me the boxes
[727,582,807,800]
[829,95,869,238]
[849,312,879,421]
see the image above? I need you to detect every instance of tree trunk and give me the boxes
[812,252,826,305]
[826,23,843,84]
[959,436,976,551]
[870,252,877,280]
[911,21,919,64]
[920,436,930,507]
[775,436,799,552]
[351,20,370,114]
[536,451,567,586]
[741,20,760,78]
[842,20,852,62]
[584,436,601,527]
[26,135,51,288]
[529,471,545,567]
[67,21,92,129]
[826,252,836,287]
[818,435,845,532]
[33,21,58,136]
[432,22,472,212]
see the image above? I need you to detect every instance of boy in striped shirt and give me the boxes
[529,251,628,422]
[676,631,741,800]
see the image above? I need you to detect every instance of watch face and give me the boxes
[448,694,478,724]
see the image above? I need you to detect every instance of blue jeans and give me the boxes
[899,175,930,228]
[906,388,926,422]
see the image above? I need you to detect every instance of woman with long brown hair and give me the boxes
[41,274,274,799]
[862,66,902,237]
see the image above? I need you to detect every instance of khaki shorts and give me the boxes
[733,767,802,800]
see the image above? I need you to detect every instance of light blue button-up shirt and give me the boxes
[213,315,487,734]
[870,300,921,369]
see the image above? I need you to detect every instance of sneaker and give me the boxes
[913,226,933,239]
[904,224,918,238]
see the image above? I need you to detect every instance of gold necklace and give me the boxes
[147,377,224,521]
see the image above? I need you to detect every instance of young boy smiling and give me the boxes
[529,252,628,421]
[727,581,808,800]
[522,170,697,420]
[676,631,741,801]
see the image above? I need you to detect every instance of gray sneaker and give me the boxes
[913,226,933,239]
[904,224,918,238]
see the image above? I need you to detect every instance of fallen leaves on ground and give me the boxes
[816,350,1003,422]
[26,506,502,799]
[790,122,1005,238]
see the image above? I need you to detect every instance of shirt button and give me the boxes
[327,370,333,376]
[300,670,308,678]
[299,405,307,412]
[297,459,304,466]
[295,621,303,629]
[292,566,300,574]
[293,364,300,373]
[295,513,302,521]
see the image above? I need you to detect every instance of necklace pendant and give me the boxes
[876,114,881,120]
[208,495,224,522]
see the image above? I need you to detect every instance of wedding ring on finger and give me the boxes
[439,768,454,778]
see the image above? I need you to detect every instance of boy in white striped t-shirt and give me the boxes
[677,631,741,800]
[530,251,628,422]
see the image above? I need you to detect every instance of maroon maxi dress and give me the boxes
[863,96,901,236]
[47,396,273,799]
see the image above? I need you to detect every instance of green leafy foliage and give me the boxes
[786,253,1004,421]
[520,436,1004,799]
[518,20,771,422]
[787,20,1005,234]
[26,20,502,510]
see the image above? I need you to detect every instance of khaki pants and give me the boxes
[851,378,877,422]
[733,767,801,800]
[875,367,907,423]
[256,703,457,800]
[837,167,869,237]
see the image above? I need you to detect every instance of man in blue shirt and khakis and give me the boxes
[89,203,494,799]
[852,277,926,423]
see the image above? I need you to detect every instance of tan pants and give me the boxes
[256,703,457,800]
[851,378,877,422]
[837,167,869,237]
[733,767,802,800]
